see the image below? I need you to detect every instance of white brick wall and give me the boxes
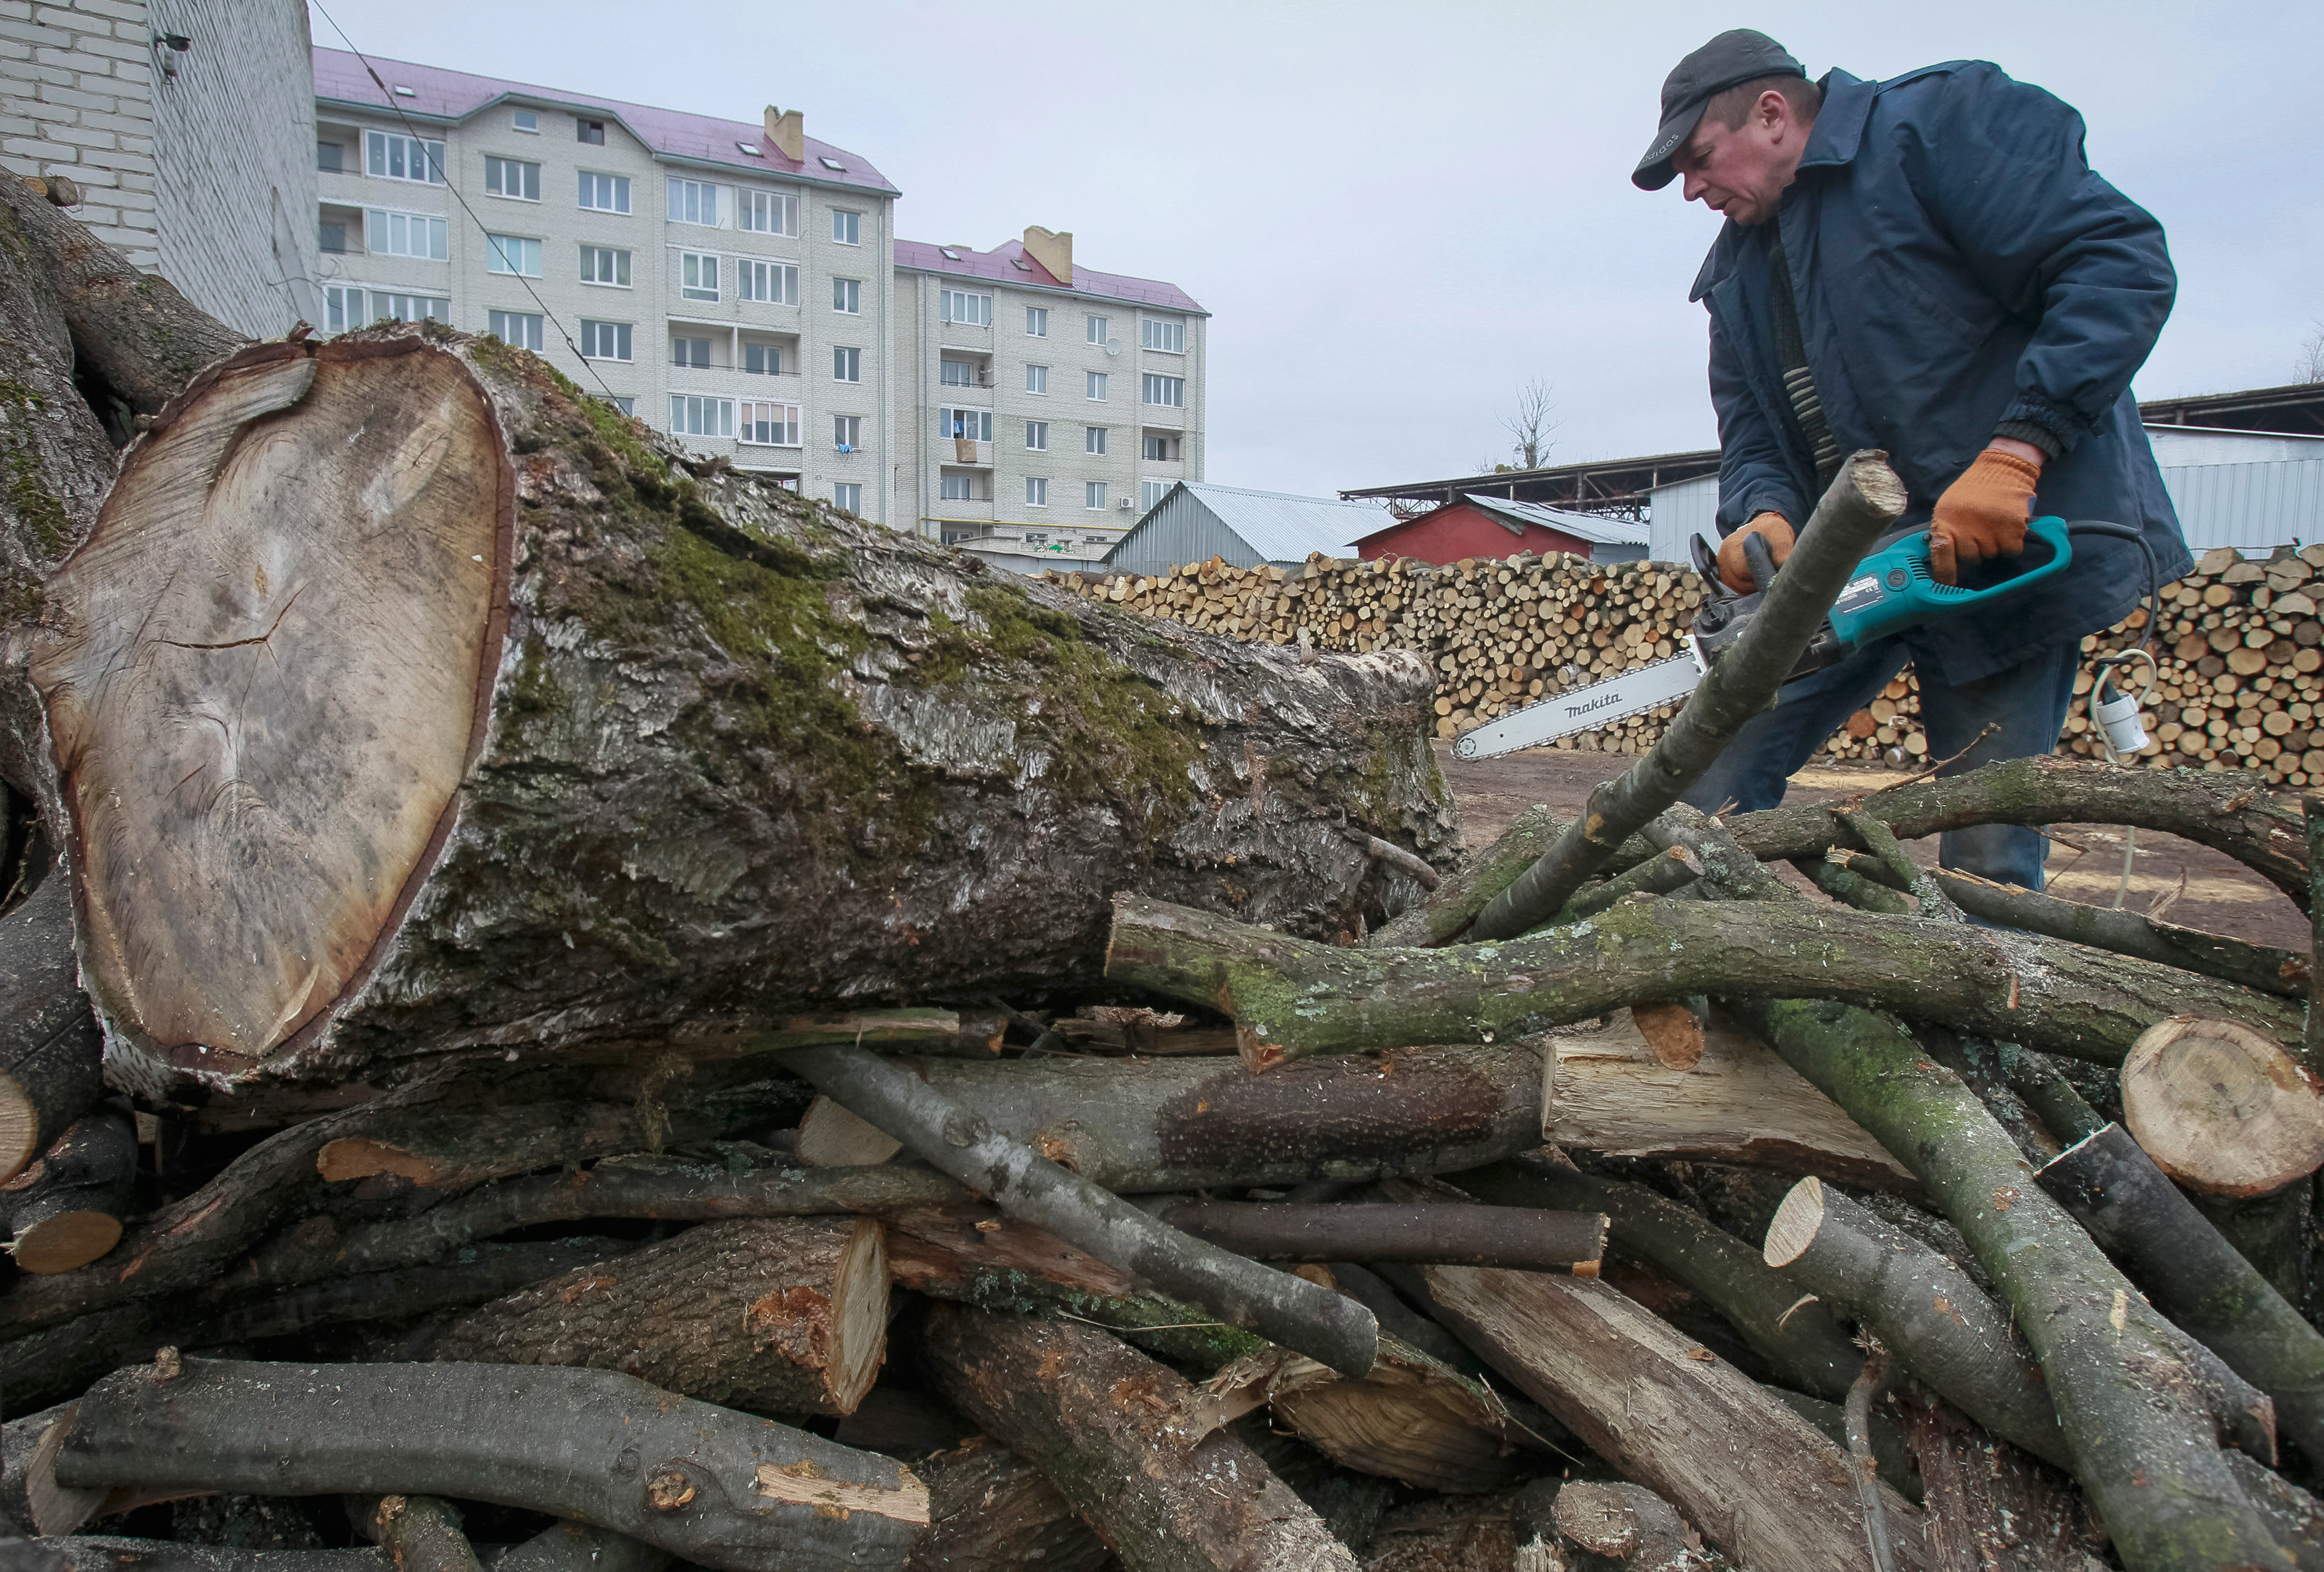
[0,0,319,336]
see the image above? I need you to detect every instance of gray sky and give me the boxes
[309,0,2324,497]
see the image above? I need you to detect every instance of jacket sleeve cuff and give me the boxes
[1995,393,2081,457]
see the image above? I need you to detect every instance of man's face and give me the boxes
[1671,93,1805,227]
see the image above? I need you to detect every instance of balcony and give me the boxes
[939,352,995,393]
[948,438,993,467]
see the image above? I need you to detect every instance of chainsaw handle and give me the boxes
[1742,529,1781,593]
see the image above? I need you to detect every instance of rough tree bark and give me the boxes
[49,1356,928,1571]
[1143,1199,1606,1270]
[426,1217,890,1417]
[905,1440,1111,1572]
[0,870,103,1185]
[1106,891,2297,1072]
[916,1304,1359,1572]
[8,310,1451,1096]
[1899,1400,2096,1572]
[1366,804,1560,950]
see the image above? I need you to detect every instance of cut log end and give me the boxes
[796,1097,906,1169]
[1762,1176,1825,1270]
[1841,450,1909,515]
[11,1207,124,1274]
[317,1136,438,1185]
[2122,1015,2324,1195]
[1630,1002,1706,1072]
[827,1216,891,1413]
[0,1073,41,1181]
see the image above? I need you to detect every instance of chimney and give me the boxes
[763,106,804,161]
[1022,226,1072,285]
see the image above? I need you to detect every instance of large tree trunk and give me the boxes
[11,323,1450,1096]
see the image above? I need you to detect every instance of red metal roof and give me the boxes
[895,238,1204,315]
[313,47,899,196]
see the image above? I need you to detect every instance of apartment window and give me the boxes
[833,346,861,383]
[1142,432,1179,461]
[365,209,448,260]
[1085,313,1110,345]
[1141,374,1186,408]
[744,342,783,374]
[513,109,539,133]
[833,482,863,515]
[669,394,733,438]
[487,309,544,351]
[831,209,861,244]
[679,251,719,301]
[365,130,444,184]
[316,139,343,173]
[834,414,862,451]
[579,244,630,286]
[833,277,861,313]
[318,220,347,254]
[1025,477,1048,507]
[578,319,632,361]
[1141,316,1186,353]
[672,335,711,369]
[1086,371,1108,400]
[942,358,985,389]
[1141,480,1169,511]
[485,156,540,201]
[1085,426,1107,455]
[668,178,720,226]
[485,234,542,276]
[940,475,975,501]
[578,118,606,145]
[603,395,634,416]
[578,171,630,213]
[739,189,797,234]
[1025,306,1048,337]
[942,408,993,442]
[1085,481,1108,511]
[739,400,800,446]
[1025,364,1048,394]
[738,258,799,304]
[940,288,992,325]
[1025,420,1048,450]
[325,285,448,333]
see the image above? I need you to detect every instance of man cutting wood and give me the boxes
[1634,30,2189,889]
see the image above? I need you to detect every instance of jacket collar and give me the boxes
[1687,68,1866,302]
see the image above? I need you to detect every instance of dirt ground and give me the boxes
[1436,741,2311,952]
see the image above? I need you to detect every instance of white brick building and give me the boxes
[894,230,1206,563]
[0,0,321,335]
[313,49,900,523]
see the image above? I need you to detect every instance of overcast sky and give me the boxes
[309,0,2324,497]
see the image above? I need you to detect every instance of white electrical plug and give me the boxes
[2094,677,2148,755]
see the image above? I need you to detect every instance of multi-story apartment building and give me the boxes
[894,230,1206,564]
[312,49,899,522]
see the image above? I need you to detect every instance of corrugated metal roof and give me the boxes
[2162,459,2324,553]
[1465,494,1649,547]
[313,47,899,195]
[896,239,1204,315]
[1172,483,1391,564]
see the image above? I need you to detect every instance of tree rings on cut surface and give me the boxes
[2121,1015,2324,1196]
[29,339,511,1081]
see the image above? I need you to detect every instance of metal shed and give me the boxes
[1103,483,1392,576]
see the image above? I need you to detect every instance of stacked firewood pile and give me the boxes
[12,182,2324,1572]
[1047,542,2324,786]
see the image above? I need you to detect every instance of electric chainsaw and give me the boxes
[1451,515,2094,760]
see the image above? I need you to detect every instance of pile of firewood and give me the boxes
[1047,540,2324,787]
[11,177,2324,1572]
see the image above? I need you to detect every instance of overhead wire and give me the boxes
[308,0,626,408]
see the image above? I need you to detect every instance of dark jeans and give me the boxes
[1679,638,2082,891]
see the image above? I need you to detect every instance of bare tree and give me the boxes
[1501,377,1562,471]
[2297,323,2324,384]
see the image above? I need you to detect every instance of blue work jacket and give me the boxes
[1697,62,2191,685]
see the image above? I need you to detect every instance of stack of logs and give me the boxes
[1047,541,2324,785]
[14,179,2324,1572]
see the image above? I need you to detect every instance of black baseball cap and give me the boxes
[1632,29,1805,191]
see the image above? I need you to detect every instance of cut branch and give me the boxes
[1106,891,2296,1073]
[1145,1199,1606,1270]
[0,873,104,1186]
[51,1357,929,1572]
[1463,451,1907,940]
[3,1110,133,1274]
[1369,805,1561,950]
[780,1043,1379,1377]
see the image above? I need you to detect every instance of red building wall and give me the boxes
[1352,501,1601,565]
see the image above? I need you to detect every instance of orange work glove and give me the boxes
[1929,448,2040,586]
[1716,512,1794,594]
